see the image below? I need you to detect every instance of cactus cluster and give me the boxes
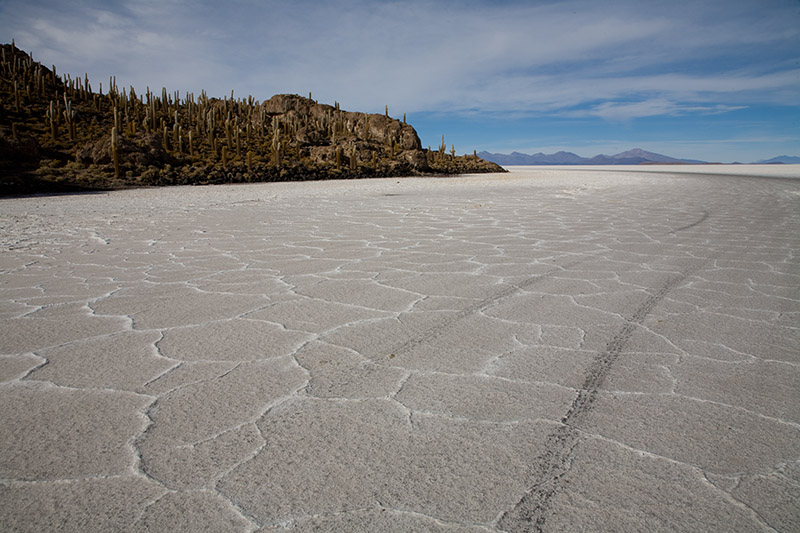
[0,43,504,194]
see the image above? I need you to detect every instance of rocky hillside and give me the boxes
[0,43,503,195]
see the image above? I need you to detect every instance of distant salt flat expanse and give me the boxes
[504,163,800,179]
[1,167,799,531]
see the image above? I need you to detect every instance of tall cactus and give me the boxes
[63,98,76,141]
[163,124,169,152]
[111,126,120,178]
[46,100,58,139]
[113,106,122,137]
[272,127,282,167]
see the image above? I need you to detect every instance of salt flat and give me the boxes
[1,166,799,531]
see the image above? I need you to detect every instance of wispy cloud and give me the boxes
[3,0,797,117]
[568,100,748,121]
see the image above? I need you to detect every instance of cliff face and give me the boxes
[0,44,504,195]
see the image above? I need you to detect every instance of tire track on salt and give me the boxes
[387,256,593,357]
[497,258,708,532]
[384,209,712,532]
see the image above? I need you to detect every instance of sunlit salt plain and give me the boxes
[1,165,798,531]
[510,163,800,179]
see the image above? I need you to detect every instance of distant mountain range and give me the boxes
[754,155,800,164]
[477,148,800,166]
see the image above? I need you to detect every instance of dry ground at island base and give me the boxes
[1,165,799,532]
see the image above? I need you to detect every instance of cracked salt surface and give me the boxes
[1,165,799,531]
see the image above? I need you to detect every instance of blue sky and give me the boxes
[1,0,798,162]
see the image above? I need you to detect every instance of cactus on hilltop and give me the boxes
[0,43,504,194]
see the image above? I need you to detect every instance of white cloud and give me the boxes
[568,100,747,121]
[1,0,797,118]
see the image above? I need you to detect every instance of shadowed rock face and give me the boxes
[0,44,504,195]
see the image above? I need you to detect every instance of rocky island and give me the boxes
[0,43,503,195]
